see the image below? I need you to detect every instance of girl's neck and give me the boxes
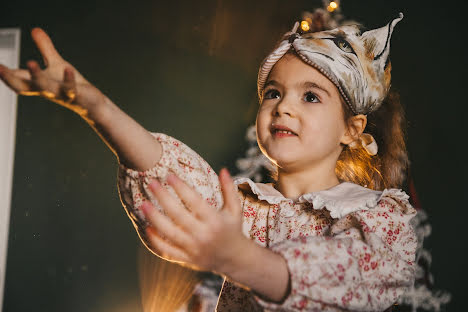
[274,165,341,200]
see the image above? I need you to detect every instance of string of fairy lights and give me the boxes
[300,0,340,31]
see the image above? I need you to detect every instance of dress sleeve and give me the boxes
[253,189,418,312]
[117,132,223,251]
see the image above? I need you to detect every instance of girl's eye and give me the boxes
[264,89,280,100]
[304,91,319,103]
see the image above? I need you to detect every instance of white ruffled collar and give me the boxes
[234,177,383,219]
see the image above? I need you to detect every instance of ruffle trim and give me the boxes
[118,132,173,182]
[117,132,178,224]
[378,188,415,214]
[235,177,286,205]
[234,177,411,219]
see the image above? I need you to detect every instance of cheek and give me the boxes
[256,107,270,139]
[303,111,346,147]
[255,118,263,143]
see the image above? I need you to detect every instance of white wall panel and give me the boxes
[0,28,20,309]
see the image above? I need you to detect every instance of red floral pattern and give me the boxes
[118,133,418,311]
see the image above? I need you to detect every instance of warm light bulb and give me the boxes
[327,1,338,12]
[300,20,310,31]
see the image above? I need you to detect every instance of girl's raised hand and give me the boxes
[141,168,250,275]
[0,28,106,119]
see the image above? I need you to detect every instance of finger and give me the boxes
[61,67,76,103]
[0,64,35,94]
[10,68,31,81]
[27,60,48,88]
[26,60,57,98]
[26,60,43,78]
[145,226,191,263]
[148,179,200,232]
[166,174,213,221]
[31,28,62,67]
[141,200,194,251]
[219,168,240,216]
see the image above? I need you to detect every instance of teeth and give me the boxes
[276,130,295,135]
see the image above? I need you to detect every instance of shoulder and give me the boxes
[376,188,417,215]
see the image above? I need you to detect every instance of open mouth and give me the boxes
[271,125,298,136]
[273,129,297,135]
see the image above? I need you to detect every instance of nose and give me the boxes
[274,95,295,117]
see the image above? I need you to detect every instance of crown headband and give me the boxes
[257,13,404,115]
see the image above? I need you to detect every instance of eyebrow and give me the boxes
[264,80,331,97]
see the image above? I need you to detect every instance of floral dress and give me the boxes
[117,133,418,312]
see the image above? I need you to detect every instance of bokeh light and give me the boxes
[327,1,338,12]
[300,20,310,31]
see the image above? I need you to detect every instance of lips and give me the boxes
[271,124,298,136]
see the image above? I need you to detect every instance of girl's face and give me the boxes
[256,53,349,172]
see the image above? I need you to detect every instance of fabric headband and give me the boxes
[257,13,404,115]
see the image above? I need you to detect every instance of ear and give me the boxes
[341,114,367,145]
[361,13,403,72]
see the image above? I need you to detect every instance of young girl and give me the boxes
[0,12,417,311]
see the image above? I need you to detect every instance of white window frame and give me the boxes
[0,28,21,309]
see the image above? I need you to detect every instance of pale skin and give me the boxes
[257,53,367,199]
[0,29,367,303]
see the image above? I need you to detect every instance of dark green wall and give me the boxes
[1,0,465,311]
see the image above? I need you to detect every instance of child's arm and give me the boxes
[0,28,161,171]
[139,169,291,302]
[138,171,418,311]
[117,133,224,253]
[0,28,226,260]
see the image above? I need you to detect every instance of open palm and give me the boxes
[0,28,106,117]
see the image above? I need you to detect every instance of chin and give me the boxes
[262,149,300,169]
[258,137,306,167]
[274,159,303,171]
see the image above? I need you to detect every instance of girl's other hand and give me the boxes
[141,168,249,276]
[0,28,107,120]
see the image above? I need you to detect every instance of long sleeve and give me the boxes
[253,189,418,312]
[117,132,223,251]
